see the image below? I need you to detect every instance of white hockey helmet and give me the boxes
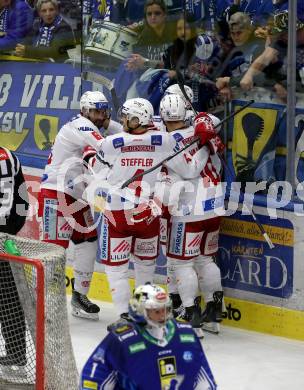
[80,91,109,112]
[160,93,187,122]
[128,283,172,328]
[120,98,154,127]
[165,83,194,104]
[208,113,221,133]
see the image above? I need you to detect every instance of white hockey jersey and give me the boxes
[159,125,224,222]
[40,115,119,199]
[89,130,208,211]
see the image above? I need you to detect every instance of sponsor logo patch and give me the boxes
[134,237,158,257]
[204,230,219,255]
[57,217,73,240]
[121,145,155,153]
[113,137,124,148]
[110,237,132,262]
[179,334,195,343]
[185,232,203,257]
[82,380,98,389]
[158,356,177,384]
[129,342,146,354]
[151,135,162,145]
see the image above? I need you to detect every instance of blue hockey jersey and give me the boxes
[80,319,217,389]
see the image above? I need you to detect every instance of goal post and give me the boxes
[0,233,79,390]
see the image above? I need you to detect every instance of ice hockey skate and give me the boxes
[71,290,100,320]
[201,291,223,334]
[177,297,204,339]
[169,293,184,318]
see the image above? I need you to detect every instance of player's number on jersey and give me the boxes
[90,362,98,378]
[128,169,144,198]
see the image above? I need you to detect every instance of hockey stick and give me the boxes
[176,71,274,249]
[121,99,254,189]
[82,71,120,113]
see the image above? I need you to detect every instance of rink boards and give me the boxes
[21,169,304,341]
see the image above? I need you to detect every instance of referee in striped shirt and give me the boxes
[0,147,29,366]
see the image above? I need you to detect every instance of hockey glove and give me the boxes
[82,145,97,163]
[207,135,225,155]
[130,199,162,225]
[194,113,216,146]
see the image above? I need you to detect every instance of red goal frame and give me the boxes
[0,253,45,390]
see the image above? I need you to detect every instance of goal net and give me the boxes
[0,233,79,390]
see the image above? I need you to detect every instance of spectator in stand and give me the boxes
[0,0,34,54]
[125,0,176,71]
[240,7,304,101]
[15,0,75,62]
[215,12,265,100]
[0,147,29,367]
[162,13,221,111]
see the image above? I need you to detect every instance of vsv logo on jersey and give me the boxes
[110,238,132,262]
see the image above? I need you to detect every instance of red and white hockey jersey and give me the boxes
[40,115,119,199]
[159,125,224,222]
[90,130,208,211]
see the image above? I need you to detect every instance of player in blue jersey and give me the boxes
[80,283,217,390]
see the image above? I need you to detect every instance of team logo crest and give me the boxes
[34,115,58,150]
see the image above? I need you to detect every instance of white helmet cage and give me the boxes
[128,283,172,328]
[80,91,109,114]
[160,93,187,122]
[165,84,194,108]
[119,98,154,127]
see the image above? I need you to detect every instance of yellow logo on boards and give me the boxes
[220,218,294,246]
[34,115,58,150]
[0,128,29,151]
[232,106,278,179]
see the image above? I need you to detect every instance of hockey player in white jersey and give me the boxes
[158,93,224,335]
[38,91,119,320]
[153,84,195,132]
[89,97,212,319]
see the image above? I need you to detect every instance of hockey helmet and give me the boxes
[128,283,172,327]
[160,93,187,122]
[165,83,194,105]
[80,91,109,113]
[119,98,154,127]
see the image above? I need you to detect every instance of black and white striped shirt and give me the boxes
[0,147,29,235]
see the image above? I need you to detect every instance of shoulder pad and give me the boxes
[107,319,135,334]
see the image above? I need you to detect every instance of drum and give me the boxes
[85,21,138,67]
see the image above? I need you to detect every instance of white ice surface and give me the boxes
[69,299,304,390]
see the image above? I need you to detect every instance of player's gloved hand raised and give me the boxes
[130,198,162,225]
[207,135,225,155]
[82,146,97,163]
[194,112,217,146]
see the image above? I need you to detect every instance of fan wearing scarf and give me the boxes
[15,0,75,62]
[0,0,34,53]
